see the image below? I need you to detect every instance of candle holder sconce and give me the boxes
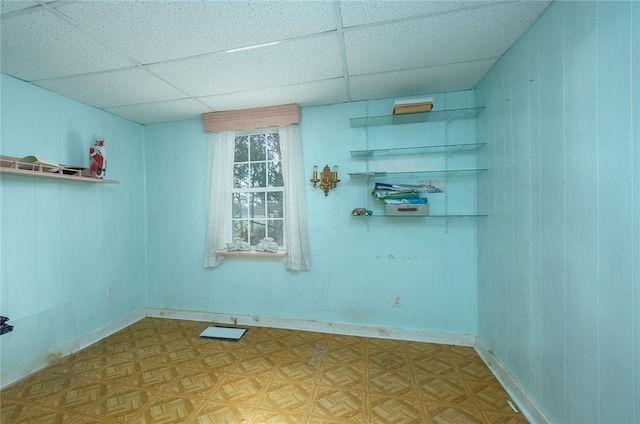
[310,164,340,196]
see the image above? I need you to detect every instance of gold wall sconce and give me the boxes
[310,164,340,196]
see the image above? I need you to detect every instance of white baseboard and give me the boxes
[474,339,551,424]
[145,308,476,346]
[0,309,146,389]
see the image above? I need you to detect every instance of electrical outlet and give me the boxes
[393,295,402,307]
[107,285,113,298]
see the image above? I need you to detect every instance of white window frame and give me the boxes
[231,128,286,248]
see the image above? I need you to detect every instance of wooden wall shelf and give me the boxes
[0,156,119,184]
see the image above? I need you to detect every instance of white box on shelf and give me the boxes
[385,203,430,216]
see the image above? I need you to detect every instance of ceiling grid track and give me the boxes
[333,0,352,103]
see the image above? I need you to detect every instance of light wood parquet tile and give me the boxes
[368,394,425,424]
[273,358,320,383]
[319,363,365,390]
[0,317,530,423]
[165,368,224,398]
[258,380,313,415]
[132,393,204,424]
[323,345,364,366]
[83,385,158,421]
[415,375,476,407]
[366,369,415,396]
[190,401,253,423]
[250,407,306,423]
[311,387,366,423]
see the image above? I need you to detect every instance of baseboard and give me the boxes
[0,309,146,389]
[474,339,551,424]
[145,308,476,346]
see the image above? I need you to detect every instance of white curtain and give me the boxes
[203,125,310,271]
[203,130,235,268]
[279,124,310,271]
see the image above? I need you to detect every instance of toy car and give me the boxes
[351,208,373,216]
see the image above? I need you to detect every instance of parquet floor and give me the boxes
[0,317,528,423]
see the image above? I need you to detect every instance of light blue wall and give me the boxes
[0,74,147,381]
[476,1,639,423]
[0,74,481,385]
[144,91,480,335]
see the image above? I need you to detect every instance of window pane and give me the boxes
[266,133,281,161]
[233,220,248,241]
[234,163,249,188]
[245,191,264,219]
[267,219,284,246]
[250,220,266,243]
[268,160,283,187]
[251,163,266,188]
[267,192,283,218]
[250,134,266,161]
[233,193,250,218]
[234,135,248,162]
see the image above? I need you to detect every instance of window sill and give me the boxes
[215,249,288,257]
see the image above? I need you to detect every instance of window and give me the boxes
[232,130,284,247]
[202,105,309,270]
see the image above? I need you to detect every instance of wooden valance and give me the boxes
[202,104,300,132]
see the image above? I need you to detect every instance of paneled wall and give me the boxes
[476,1,639,423]
[144,91,481,337]
[0,74,147,385]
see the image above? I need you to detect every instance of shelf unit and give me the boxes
[350,142,485,158]
[349,106,485,128]
[349,106,486,219]
[348,168,487,179]
[0,156,119,184]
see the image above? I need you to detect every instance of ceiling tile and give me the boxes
[34,68,189,108]
[56,0,337,64]
[344,1,550,75]
[0,1,40,15]
[349,59,496,102]
[149,34,344,97]
[199,79,349,112]
[1,8,133,81]
[0,0,551,124]
[339,0,489,28]
[104,99,212,125]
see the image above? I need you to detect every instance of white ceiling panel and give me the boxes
[345,1,550,75]
[1,7,133,81]
[57,0,337,64]
[339,0,490,28]
[199,79,349,113]
[349,59,497,102]
[0,0,552,125]
[34,68,189,108]
[0,1,40,15]
[149,34,344,97]
[104,98,212,125]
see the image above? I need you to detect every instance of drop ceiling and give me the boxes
[1,0,551,125]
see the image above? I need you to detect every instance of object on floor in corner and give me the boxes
[1,315,13,335]
[200,326,247,341]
